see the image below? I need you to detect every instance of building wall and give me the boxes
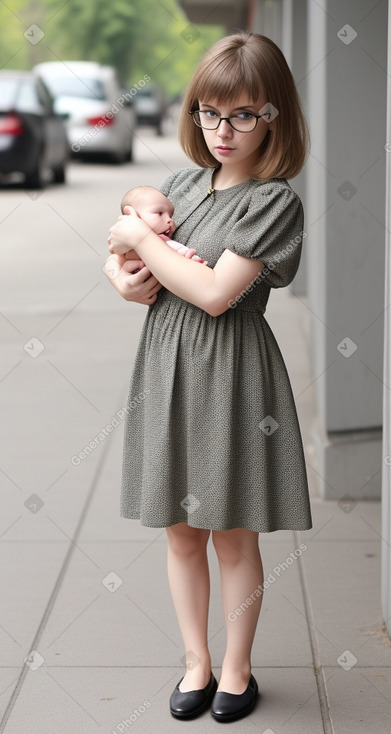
[305,0,386,499]
[381,0,391,641]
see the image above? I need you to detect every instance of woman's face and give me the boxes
[198,92,272,172]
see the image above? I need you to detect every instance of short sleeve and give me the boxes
[225,183,305,288]
[159,170,180,198]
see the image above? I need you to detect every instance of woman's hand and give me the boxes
[104,253,162,304]
[108,206,152,256]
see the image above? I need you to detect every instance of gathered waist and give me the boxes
[152,288,268,318]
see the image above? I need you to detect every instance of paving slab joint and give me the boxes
[293,530,335,734]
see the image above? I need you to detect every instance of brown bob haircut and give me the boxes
[179,32,309,181]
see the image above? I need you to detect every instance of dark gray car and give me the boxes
[134,85,167,136]
[0,70,69,188]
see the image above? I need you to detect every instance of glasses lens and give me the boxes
[230,115,257,132]
[192,111,218,129]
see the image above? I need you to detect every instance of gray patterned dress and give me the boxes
[120,167,312,532]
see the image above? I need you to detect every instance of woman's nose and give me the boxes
[217,119,233,137]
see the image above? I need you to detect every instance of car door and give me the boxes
[15,79,45,165]
[36,78,66,167]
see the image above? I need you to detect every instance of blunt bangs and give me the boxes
[191,53,263,109]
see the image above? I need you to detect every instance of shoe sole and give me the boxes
[170,696,216,719]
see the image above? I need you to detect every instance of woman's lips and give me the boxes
[215,146,235,155]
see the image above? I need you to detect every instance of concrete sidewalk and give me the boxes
[1,143,390,733]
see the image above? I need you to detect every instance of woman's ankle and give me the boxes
[217,660,252,693]
[179,655,212,692]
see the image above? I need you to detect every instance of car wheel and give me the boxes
[25,152,45,189]
[110,150,126,165]
[52,163,66,184]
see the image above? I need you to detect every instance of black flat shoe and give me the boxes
[211,674,258,722]
[170,673,217,719]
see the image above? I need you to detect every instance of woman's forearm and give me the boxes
[135,230,218,312]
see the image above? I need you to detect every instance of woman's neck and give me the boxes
[211,165,252,190]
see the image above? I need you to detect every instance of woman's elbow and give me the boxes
[202,297,231,318]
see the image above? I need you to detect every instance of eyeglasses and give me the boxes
[189,109,270,133]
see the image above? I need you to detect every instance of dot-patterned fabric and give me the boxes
[120,167,312,532]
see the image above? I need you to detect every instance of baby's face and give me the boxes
[138,192,176,237]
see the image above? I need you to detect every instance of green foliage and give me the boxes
[0,0,224,98]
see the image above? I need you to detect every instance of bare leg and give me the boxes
[166,523,212,692]
[212,528,264,694]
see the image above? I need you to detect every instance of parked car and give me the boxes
[34,61,135,163]
[134,84,167,136]
[0,70,69,188]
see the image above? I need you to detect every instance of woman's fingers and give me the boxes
[104,254,125,280]
[123,205,138,216]
[122,259,146,272]
[126,265,162,290]
[104,253,162,303]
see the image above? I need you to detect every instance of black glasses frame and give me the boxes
[189,109,269,133]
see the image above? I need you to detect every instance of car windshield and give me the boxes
[0,79,18,110]
[43,76,106,100]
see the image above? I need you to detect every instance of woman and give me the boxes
[107,31,312,723]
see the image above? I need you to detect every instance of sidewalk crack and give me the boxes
[294,530,335,734]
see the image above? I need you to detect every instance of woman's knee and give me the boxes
[166,523,210,556]
[212,528,260,565]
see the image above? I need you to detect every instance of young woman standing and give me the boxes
[107,32,312,723]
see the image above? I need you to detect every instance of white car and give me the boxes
[33,61,135,163]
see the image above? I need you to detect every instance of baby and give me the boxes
[117,185,207,265]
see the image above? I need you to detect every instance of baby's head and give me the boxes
[121,186,176,238]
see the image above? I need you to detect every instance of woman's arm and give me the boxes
[108,212,263,317]
[104,254,162,305]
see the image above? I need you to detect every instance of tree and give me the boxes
[0,0,223,98]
